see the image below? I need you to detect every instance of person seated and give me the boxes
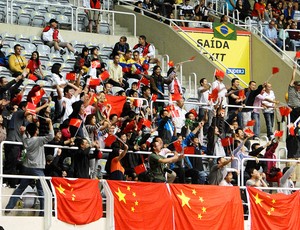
[108,54,129,89]
[74,47,91,74]
[111,36,130,58]
[133,35,160,65]
[42,19,77,55]
[8,44,29,77]
[263,20,283,50]
[179,0,195,27]
[26,51,45,80]
[288,22,300,51]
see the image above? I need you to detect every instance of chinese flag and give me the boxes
[31,88,45,105]
[28,74,38,81]
[274,130,283,137]
[279,106,292,117]
[184,146,195,154]
[123,120,136,133]
[104,134,116,147]
[69,118,82,128]
[244,128,254,137]
[107,181,173,230]
[170,184,244,230]
[66,72,76,81]
[91,60,101,68]
[247,187,300,230]
[151,94,158,102]
[133,99,143,107]
[99,71,110,81]
[173,140,183,153]
[208,88,219,102]
[104,95,126,116]
[246,120,256,127]
[272,67,279,74]
[215,69,225,78]
[168,60,174,67]
[171,93,182,101]
[26,102,36,114]
[139,76,150,86]
[143,118,152,128]
[89,78,101,86]
[221,137,234,147]
[89,93,97,106]
[238,89,245,100]
[189,55,196,61]
[51,177,103,225]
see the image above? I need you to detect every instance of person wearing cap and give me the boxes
[42,19,77,55]
[288,62,300,122]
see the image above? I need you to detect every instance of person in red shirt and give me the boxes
[252,0,266,22]
[26,51,45,80]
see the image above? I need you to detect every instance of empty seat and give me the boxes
[1,32,16,42]
[15,34,31,43]
[56,15,71,30]
[37,45,51,61]
[32,12,45,27]
[71,40,86,50]
[35,5,48,14]
[30,35,44,46]
[0,10,5,23]
[99,22,110,35]
[62,54,76,65]
[48,53,64,63]
[23,5,35,12]
[17,9,31,26]
[22,43,36,53]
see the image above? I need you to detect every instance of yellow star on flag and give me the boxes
[56,184,66,195]
[132,192,136,197]
[253,193,263,207]
[198,213,202,219]
[199,197,204,202]
[267,211,271,216]
[271,207,275,212]
[192,189,197,195]
[127,186,131,191]
[131,207,135,212]
[115,187,126,204]
[272,199,276,204]
[135,201,139,206]
[202,207,207,213]
[177,190,191,209]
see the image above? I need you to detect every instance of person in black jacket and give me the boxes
[0,75,24,100]
[111,36,130,58]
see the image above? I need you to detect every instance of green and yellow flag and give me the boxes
[213,23,237,40]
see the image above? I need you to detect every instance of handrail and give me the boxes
[75,7,137,37]
[188,72,197,98]
[252,26,300,68]
[10,0,74,31]
[240,158,299,186]
[102,180,115,229]
[161,54,170,74]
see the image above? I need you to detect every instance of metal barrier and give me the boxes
[75,7,137,36]
[161,54,170,74]
[188,72,197,98]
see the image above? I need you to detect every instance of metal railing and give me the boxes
[75,7,137,36]
[188,72,197,98]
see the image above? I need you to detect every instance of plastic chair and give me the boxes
[15,34,31,43]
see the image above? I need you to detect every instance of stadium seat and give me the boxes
[15,34,31,43]
[48,53,64,63]
[112,86,124,95]
[127,78,139,88]
[17,9,31,26]
[30,35,44,46]
[37,45,51,61]
[32,13,45,28]
[71,40,86,50]
[62,54,76,65]
[0,9,5,23]
[85,41,98,49]
[2,47,14,56]
[23,5,35,13]
[56,15,71,30]
[2,41,19,49]
[1,32,16,42]
[44,13,56,24]
[35,5,48,14]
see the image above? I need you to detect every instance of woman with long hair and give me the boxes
[27,51,45,80]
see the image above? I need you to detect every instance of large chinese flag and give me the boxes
[51,177,103,225]
[107,181,173,230]
[104,95,126,116]
[170,184,244,230]
[247,187,300,230]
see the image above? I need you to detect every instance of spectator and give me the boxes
[133,35,159,65]
[42,19,77,55]
[288,63,300,122]
[246,168,268,187]
[288,22,300,51]
[179,0,195,26]
[0,75,24,100]
[111,36,130,58]
[106,144,129,180]
[272,2,284,21]
[8,44,28,77]
[5,118,54,216]
[263,20,283,50]
[251,87,266,138]
[252,0,266,22]
[149,140,183,182]
[235,0,250,21]
[83,0,101,33]
[278,163,297,195]
[74,47,91,74]
[132,50,149,78]
[284,2,295,20]
[208,155,234,185]
[108,54,128,89]
[261,83,278,140]
[26,51,45,80]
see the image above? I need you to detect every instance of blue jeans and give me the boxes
[5,167,45,215]
[252,112,260,137]
[263,112,274,137]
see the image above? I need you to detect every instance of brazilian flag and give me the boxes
[213,23,237,40]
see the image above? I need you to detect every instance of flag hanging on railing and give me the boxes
[213,23,237,40]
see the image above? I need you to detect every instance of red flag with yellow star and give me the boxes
[107,181,173,230]
[170,184,244,230]
[51,177,103,225]
[247,187,300,230]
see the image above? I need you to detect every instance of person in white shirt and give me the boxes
[211,73,227,106]
[42,19,77,55]
[261,83,279,140]
[60,85,82,122]
[173,99,187,134]
[278,164,297,195]
[108,54,126,88]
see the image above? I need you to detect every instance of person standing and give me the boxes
[288,63,300,122]
[5,119,54,216]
